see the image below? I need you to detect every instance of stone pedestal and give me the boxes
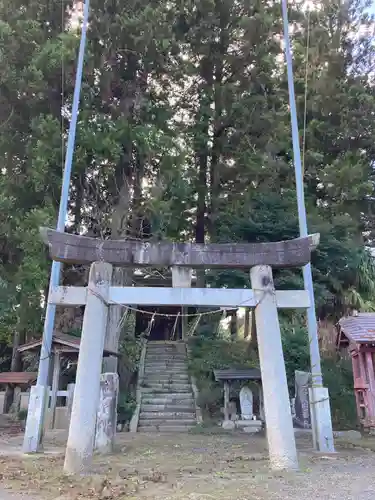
[236,420,262,433]
[222,420,235,430]
[95,373,119,454]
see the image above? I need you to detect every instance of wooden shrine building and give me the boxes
[337,313,375,431]
[17,333,118,429]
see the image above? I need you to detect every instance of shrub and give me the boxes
[188,337,258,417]
[117,392,136,422]
[17,408,28,421]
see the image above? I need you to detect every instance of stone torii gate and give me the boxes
[34,228,330,473]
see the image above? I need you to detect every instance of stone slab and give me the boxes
[243,426,262,433]
[309,387,335,453]
[333,430,361,440]
[235,419,263,428]
[95,373,119,454]
[22,385,48,453]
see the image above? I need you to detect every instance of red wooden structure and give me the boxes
[337,313,375,430]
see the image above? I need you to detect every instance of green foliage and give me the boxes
[119,337,142,374]
[188,337,258,379]
[281,324,311,395]
[322,357,358,430]
[17,408,28,422]
[117,392,136,422]
[188,337,258,416]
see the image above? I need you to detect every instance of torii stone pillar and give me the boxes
[64,262,112,474]
[250,265,298,470]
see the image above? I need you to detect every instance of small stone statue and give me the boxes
[240,386,253,420]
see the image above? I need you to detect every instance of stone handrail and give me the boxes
[129,338,147,433]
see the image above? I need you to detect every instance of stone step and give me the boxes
[147,345,186,350]
[138,424,195,432]
[146,349,186,353]
[146,363,187,368]
[142,382,191,390]
[147,350,186,354]
[147,344,185,348]
[144,378,189,383]
[145,361,187,370]
[142,394,194,404]
[144,374,190,381]
[139,418,196,425]
[146,357,187,363]
[146,354,186,357]
[147,352,186,355]
[141,404,195,412]
[146,356,186,360]
[140,411,195,419]
[141,401,194,408]
[147,348,186,352]
[141,387,192,394]
[145,367,188,373]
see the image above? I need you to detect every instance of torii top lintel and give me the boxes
[41,228,319,269]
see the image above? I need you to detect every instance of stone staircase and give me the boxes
[138,341,197,432]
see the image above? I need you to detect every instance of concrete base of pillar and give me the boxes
[22,385,48,454]
[309,387,335,453]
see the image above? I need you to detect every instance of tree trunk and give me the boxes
[72,170,86,233]
[209,1,228,241]
[244,308,250,339]
[230,310,238,340]
[249,310,258,352]
[194,57,213,288]
[195,144,207,289]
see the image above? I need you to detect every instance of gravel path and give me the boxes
[2,431,375,499]
[243,453,375,500]
[0,489,37,500]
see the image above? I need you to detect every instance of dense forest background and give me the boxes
[0,0,375,387]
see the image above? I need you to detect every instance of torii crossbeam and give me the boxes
[41,227,319,269]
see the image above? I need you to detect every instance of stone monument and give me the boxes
[293,370,312,429]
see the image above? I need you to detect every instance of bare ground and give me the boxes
[1,428,375,500]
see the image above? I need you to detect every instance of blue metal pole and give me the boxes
[281,0,323,387]
[36,0,91,386]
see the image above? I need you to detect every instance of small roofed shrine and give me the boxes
[0,372,37,414]
[214,368,263,433]
[336,313,375,431]
[17,333,118,429]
